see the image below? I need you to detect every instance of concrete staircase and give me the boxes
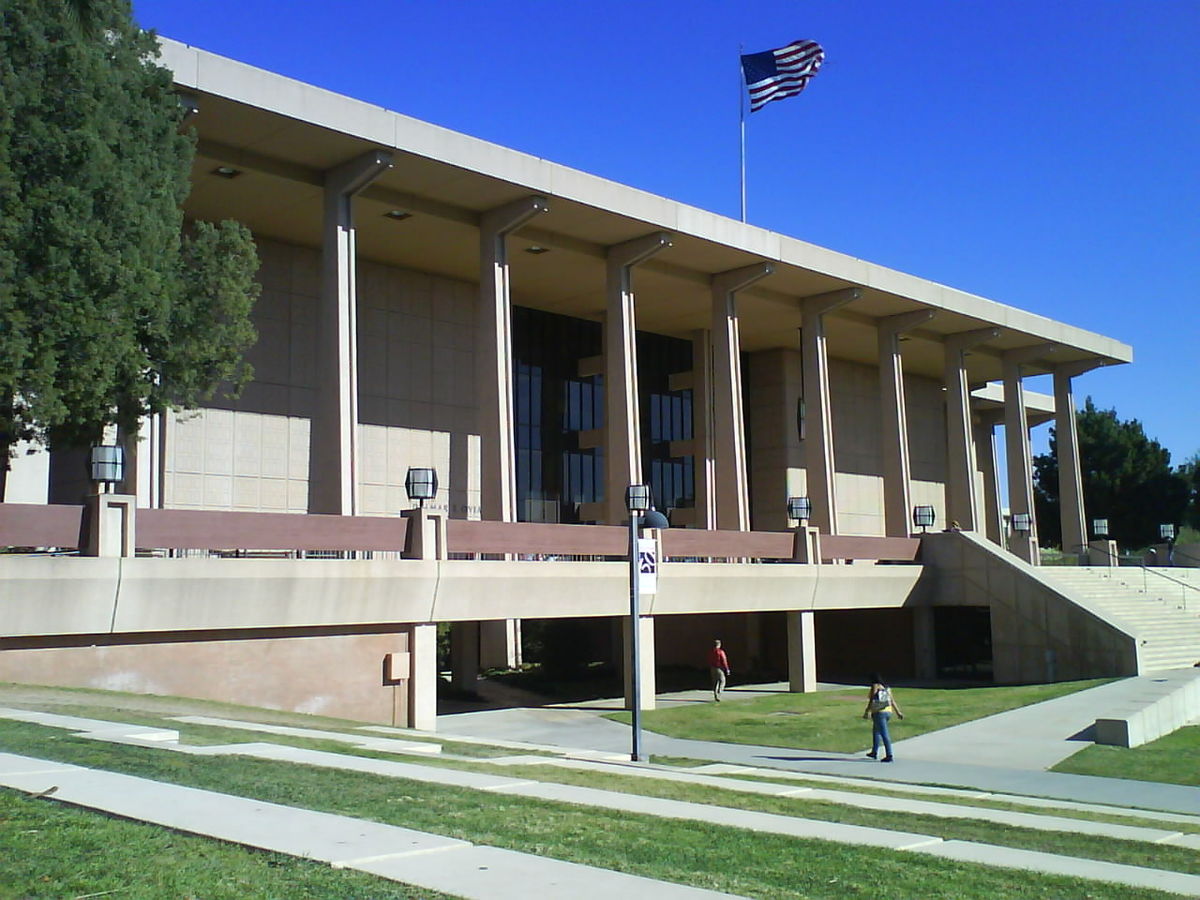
[1042,567,1200,672]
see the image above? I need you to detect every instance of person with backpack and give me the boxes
[862,673,903,762]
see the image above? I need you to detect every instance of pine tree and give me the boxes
[1033,398,1189,550]
[0,0,259,485]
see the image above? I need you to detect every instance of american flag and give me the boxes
[741,40,825,113]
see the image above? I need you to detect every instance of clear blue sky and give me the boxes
[134,0,1200,465]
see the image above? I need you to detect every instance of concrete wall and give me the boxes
[919,530,1138,683]
[745,349,949,535]
[163,238,481,518]
[0,630,410,725]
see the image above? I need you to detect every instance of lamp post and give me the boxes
[1160,523,1176,565]
[625,484,668,763]
[1092,518,1109,539]
[912,505,935,534]
[1011,512,1032,536]
[88,444,125,492]
[786,496,812,526]
[404,467,438,508]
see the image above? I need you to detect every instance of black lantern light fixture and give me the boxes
[912,505,935,533]
[1011,512,1032,535]
[404,467,438,508]
[89,444,125,491]
[1159,523,1176,542]
[1092,518,1109,539]
[786,496,812,525]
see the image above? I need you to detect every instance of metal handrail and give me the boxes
[1076,542,1199,611]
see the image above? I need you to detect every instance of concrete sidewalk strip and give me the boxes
[352,845,743,900]
[242,741,541,791]
[0,707,179,741]
[499,781,945,851]
[0,752,740,900]
[698,762,1200,828]
[538,758,1192,843]
[922,839,1200,897]
[171,715,442,755]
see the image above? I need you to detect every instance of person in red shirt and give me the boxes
[708,640,730,702]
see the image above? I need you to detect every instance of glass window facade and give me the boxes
[512,306,694,523]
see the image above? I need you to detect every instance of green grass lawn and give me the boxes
[606,679,1113,752]
[0,716,1180,900]
[0,789,452,900]
[1053,725,1200,786]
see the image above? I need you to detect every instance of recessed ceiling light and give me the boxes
[524,245,550,255]
[211,166,242,179]
[383,209,412,221]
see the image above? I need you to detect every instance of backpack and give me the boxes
[870,686,891,711]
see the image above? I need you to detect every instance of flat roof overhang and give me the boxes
[164,39,1132,385]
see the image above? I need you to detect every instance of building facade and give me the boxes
[0,39,1144,727]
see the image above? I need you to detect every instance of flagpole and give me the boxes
[739,43,747,223]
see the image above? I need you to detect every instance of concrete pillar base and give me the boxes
[622,615,656,711]
[408,623,438,731]
[1087,539,1119,567]
[912,606,936,680]
[83,492,136,557]
[479,619,520,669]
[786,611,817,692]
[791,526,822,564]
[449,622,480,693]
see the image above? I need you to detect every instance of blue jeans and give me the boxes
[871,711,893,758]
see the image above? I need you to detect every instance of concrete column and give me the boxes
[786,610,817,692]
[710,263,774,530]
[800,288,861,534]
[877,310,936,537]
[478,196,550,523]
[408,623,438,731]
[480,619,520,669]
[310,150,393,515]
[943,328,998,531]
[690,330,717,528]
[622,614,656,710]
[603,233,672,523]
[1004,347,1054,564]
[745,349,804,532]
[973,411,1005,545]
[912,606,936,680]
[1055,364,1091,557]
[449,623,480,693]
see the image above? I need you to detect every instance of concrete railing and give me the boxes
[0,502,921,564]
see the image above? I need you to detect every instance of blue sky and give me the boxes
[134,0,1200,464]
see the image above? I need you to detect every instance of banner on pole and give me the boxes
[637,538,658,596]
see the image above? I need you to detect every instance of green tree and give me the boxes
[1034,398,1189,550]
[1178,451,1200,533]
[0,0,258,488]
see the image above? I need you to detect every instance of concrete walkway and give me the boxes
[4,700,1200,896]
[435,672,1200,815]
[0,744,735,900]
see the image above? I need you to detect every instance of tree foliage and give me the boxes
[0,0,258,461]
[1033,398,1189,550]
